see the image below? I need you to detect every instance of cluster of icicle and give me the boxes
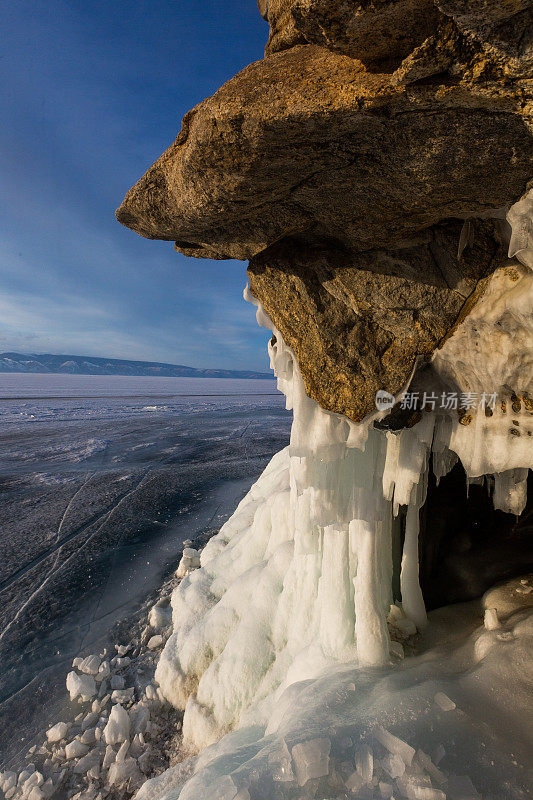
[155,194,532,752]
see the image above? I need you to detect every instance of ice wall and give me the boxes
[155,194,532,753]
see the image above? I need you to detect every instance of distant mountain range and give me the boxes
[0,353,273,380]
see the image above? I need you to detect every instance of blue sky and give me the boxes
[0,0,273,370]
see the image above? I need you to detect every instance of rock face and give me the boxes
[248,220,502,421]
[262,0,441,64]
[117,0,532,422]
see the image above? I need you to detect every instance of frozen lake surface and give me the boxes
[0,372,277,399]
[0,374,291,766]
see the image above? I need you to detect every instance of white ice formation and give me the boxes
[155,194,532,757]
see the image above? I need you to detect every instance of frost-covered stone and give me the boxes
[103,703,130,745]
[66,672,96,702]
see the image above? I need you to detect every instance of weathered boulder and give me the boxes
[248,219,503,421]
[263,0,441,65]
[260,0,532,76]
[116,46,532,262]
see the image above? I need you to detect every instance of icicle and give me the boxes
[353,520,390,666]
[400,474,428,631]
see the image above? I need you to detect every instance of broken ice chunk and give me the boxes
[415,750,445,786]
[434,692,456,712]
[103,703,130,745]
[73,750,100,775]
[399,784,446,800]
[291,738,331,786]
[484,609,500,630]
[381,753,405,779]
[355,745,373,783]
[111,688,135,705]
[46,722,69,743]
[64,740,89,759]
[0,772,17,794]
[78,655,101,675]
[66,672,96,702]
[96,660,110,682]
[373,726,415,765]
[379,782,394,799]
[268,738,294,782]
[355,787,374,800]
[107,757,142,789]
[176,548,201,578]
[147,635,164,650]
[148,603,172,632]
